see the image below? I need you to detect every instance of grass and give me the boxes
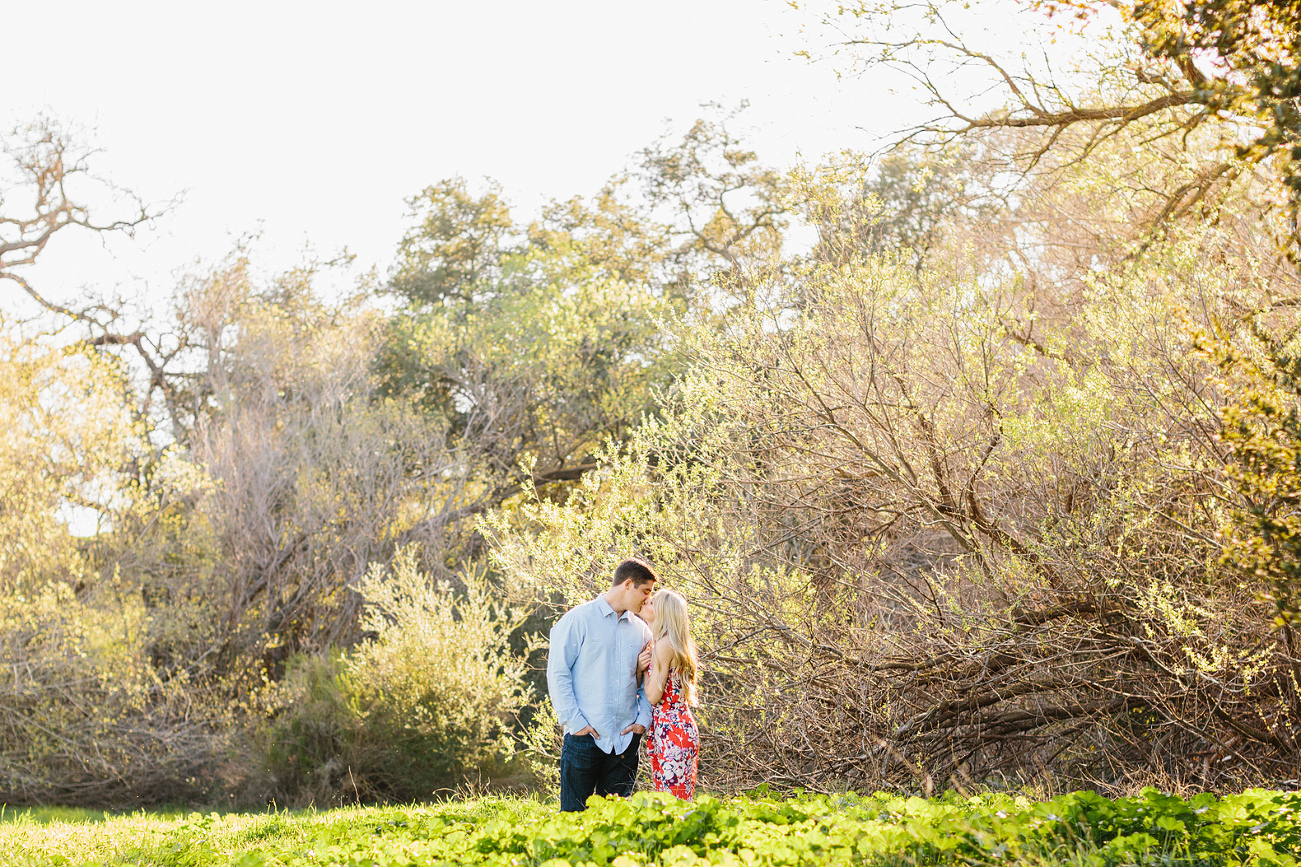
[1,807,117,825]
[0,798,555,866]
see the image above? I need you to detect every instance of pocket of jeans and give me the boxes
[563,733,601,765]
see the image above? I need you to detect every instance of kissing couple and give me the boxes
[545,558,700,812]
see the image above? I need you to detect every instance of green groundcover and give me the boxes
[2,787,1298,866]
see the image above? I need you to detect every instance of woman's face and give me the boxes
[642,592,657,626]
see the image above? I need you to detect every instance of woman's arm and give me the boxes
[645,650,669,705]
[636,641,652,684]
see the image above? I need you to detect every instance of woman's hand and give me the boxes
[637,641,652,679]
[645,652,669,706]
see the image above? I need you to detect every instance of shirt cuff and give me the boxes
[565,711,593,734]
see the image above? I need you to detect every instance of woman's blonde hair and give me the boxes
[651,589,699,705]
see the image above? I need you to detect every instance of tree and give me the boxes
[379,181,681,510]
[0,329,226,806]
[0,329,138,594]
[1,119,146,317]
[0,118,188,429]
[1130,0,1301,203]
[627,111,792,302]
[805,0,1291,246]
[149,256,468,676]
[378,114,794,511]
[389,177,517,309]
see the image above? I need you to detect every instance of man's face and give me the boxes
[624,579,655,614]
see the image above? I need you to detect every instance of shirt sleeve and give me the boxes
[546,612,590,732]
[634,620,653,729]
[634,685,652,730]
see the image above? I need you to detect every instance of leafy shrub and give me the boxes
[258,549,538,805]
[0,577,228,807]
[517,695,563,795]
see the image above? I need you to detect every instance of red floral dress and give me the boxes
[647,668,698,798]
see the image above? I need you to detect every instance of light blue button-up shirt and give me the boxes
[547,595,653,755]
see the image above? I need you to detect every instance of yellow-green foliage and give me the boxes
[0,330,138,592]
[258,550,538,804]
[0,329,226,805]
[379,252,678,468]
[346,549,538,771]
[0,562,225,805]
[1212,326,1301,630]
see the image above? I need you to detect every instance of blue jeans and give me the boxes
[559,732,641,811]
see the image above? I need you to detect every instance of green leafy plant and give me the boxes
[1207,323,1301,719]
[8,789,1301,866]
[257,549,538,805]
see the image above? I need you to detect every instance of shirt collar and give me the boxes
[594,594,629,621]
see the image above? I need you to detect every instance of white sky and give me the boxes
[2,0,941,314]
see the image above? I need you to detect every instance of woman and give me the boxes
[639,588,699,799]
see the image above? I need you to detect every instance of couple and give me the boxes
[545,558,699,811]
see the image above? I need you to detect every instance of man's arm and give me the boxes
[621,622,653,736]
[620,690,651,736]
[546,613,596,737]
[633,685,652,731]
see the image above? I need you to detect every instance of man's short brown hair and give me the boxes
[612,558,657,589]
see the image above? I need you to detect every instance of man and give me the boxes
[546,558,657,811]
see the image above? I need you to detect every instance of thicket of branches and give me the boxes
[492,202,1300,791]
[488,1,1301,795]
